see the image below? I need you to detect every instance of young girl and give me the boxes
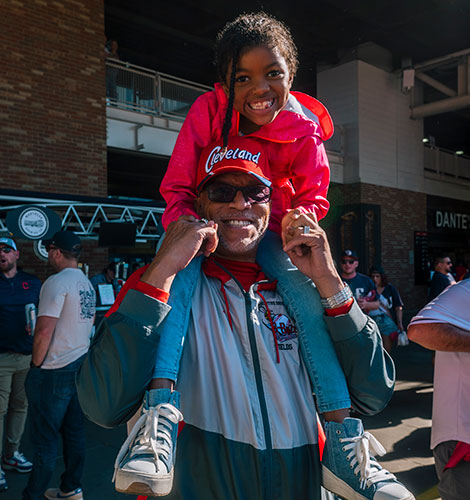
[114,12,412,500]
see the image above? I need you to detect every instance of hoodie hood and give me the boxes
[214,83,334,143]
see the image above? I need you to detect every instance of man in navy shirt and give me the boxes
[339,250,379,313]
[0,237,41,491]
[429,255,455,301]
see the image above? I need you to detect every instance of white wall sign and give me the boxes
[435,210,469,230]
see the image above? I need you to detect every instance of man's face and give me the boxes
[0,245,19,275]
[340,257,358,278]
[105,269,116,282]
[47,246,61,271]
[436,257,452,274]
[195,172,271,262]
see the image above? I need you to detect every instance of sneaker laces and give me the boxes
[11,451,27,463]
[112,403,183,482]
[340,431,396,489]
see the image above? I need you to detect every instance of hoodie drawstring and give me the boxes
[256,290,280,363]
[220,282,233,330]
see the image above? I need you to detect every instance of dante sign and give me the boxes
[435,210,469,230]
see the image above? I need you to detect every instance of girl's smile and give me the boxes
[224,45,292,135]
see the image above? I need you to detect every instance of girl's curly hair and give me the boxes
[214,12,299,147]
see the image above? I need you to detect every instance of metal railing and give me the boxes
[106,58,212,120]
[0,194,165,241]
[423,145,470,183]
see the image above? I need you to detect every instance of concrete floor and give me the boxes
[362,344,439,500]
[5,343,439,500]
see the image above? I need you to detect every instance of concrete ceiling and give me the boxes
[105,0,470,153]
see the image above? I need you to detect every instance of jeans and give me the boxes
[0,352,30,457]
[152,256,203,380]
[153,231,350,413]
[22,355,86,500]
[257,231,350,412]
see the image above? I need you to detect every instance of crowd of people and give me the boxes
[0,11,468,500]
[0,232,96,500]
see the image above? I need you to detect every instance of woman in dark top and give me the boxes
[370,266,404,350]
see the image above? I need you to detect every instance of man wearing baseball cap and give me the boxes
[0,236,41,491]
[78,137,399,500]
[23,231,95,500]
[339,250,380,313]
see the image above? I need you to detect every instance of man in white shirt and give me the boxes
[22,231,95,500]
[408,279,470,500]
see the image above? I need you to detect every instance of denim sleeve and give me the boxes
[324,301,395,415]
[76,289,171,428]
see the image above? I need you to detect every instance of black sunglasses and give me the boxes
[0,247,13,254]
[206,183,272,204]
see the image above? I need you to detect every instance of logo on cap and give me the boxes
[205,146,261,174]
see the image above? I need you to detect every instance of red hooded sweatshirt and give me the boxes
[160,83,334,234]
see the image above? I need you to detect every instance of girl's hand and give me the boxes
[281,209,317,248]
[282,212,343,299]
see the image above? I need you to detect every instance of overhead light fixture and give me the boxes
[422,138,429,143]
[455,150,464,155]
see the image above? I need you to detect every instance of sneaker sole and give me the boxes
[115,469,173,497]
[2,463,32,473]
[322,465,416,500]
[44,494,83,500]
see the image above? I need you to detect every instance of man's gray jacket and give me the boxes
[77,268,394,500]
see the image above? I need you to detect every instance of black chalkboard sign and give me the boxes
[414,231,429,286]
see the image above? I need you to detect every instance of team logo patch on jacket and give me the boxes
[260,301,298,349]
[272,314,298,343]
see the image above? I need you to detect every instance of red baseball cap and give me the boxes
[196,136,271,193]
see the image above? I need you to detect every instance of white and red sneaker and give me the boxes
[2,451,32,473]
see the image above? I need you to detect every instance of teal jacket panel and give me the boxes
[76,289,171,428]
[325,300,395,415]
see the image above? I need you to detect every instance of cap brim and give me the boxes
[197,166,271,193]
[0,240,17,251]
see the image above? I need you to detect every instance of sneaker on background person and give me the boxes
[113,388,183,497]
[2,450,33,473]
[44,487,83,499]
[322,418,415,500]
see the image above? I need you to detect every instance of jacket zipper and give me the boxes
[211,260,275,498]
[243,289,273,500]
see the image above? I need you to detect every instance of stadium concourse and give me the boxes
[5,342,440,500]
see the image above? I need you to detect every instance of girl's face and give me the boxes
[224,45,292,135]
[371,273,382,287]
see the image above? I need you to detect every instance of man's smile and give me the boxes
[221,218,254,228]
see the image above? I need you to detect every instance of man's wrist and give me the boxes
[320,283,353,309]
[313,271,344,299]
[140,259,177,293]
[30,360,41,368]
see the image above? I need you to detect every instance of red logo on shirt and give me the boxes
[22,282,29,290]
